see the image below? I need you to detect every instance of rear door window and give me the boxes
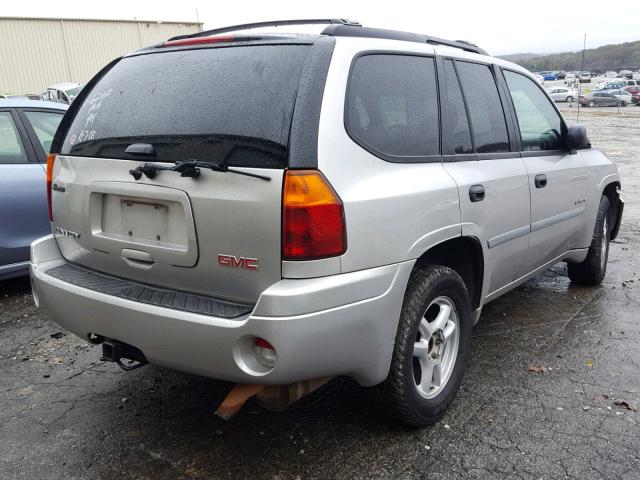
[504,70,565,151]
[455,61,510,153]
[441,59,473,155]
[0,112,28,164]
[345,54,440,161]
[60,45,311,168]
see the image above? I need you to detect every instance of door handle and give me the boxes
[534,174,547,188]
[469,184,485,202]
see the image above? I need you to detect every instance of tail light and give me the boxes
[46,154,56,221]
[282,170,346,260]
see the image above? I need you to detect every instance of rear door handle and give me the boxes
[469,184,485,202]
[534,174,547,188]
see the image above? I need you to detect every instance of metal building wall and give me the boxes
[0,17,201,94]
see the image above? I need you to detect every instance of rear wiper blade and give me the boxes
[129,160,271,182]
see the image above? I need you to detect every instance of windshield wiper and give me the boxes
[129,160,271,182]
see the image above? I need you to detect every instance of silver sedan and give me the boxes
[546,86,576,102]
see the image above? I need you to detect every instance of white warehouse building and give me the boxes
[0,16,202,94]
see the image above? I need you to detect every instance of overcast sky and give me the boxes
[4,0,640,55]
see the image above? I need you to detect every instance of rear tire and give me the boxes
[568,195,610,286]
[566,96,573,102]
[375,266,472,428]
[588,100,595,107]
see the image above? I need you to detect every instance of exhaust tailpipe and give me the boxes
[215,377,332,420]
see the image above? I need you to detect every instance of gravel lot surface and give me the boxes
[1,103,639,480]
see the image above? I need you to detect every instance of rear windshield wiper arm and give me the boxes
[129,160,271,182]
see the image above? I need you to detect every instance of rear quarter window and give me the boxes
[60,45,311,168]
[345,53,440,161]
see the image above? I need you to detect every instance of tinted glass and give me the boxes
[346,54,440,159]
[504,70,564,151]
[442,60,472,155]
[455,61,510,153]
[24,110,64,153]
[0,112,28,164]
[61,45,311,168]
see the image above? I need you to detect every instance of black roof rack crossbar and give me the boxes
[168,18,361,42]
[321,25,487,55]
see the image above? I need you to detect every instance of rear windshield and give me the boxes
[60,45,311,168]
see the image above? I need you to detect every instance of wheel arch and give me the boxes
[602,181,623,240]
[412,236,484,310]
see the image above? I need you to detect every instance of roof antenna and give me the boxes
[577,33,587,124]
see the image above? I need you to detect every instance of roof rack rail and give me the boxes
[168,18,361,42]
[321,25,488,56]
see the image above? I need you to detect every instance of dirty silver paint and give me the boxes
[0,106,638,480]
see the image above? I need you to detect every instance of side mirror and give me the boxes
[566,124,590,151]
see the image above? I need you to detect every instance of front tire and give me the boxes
[568,195,610,285]
[375,266,472,427]
[588,100,596,107]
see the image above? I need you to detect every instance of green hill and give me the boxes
[499,41,640,72]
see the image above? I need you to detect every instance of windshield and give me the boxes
[65,86,82,100]
[60,45,311,168]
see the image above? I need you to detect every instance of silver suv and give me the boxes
[31,20,623,427]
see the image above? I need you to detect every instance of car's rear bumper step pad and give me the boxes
[45,263,252,319]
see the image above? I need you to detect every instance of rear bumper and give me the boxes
[31,235,413,386]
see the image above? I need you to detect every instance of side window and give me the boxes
[455,61,510,153]
[442,60,472,155]
[0,112,28,164]
[24,110,65,153]
[504,70,565,151]
[345,54,440,160]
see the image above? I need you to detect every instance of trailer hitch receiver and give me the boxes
[100,338,148,371]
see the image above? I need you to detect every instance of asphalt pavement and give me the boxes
[1,103,639,480]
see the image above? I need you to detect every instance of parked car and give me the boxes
[580,91,626,107]
[564,72,577,84]
[0,99,67,280]
[620,70,633,79]
[605,71,618,78]
[579,72,591,83]
[1,93,41,100]
[620,79,639,87]
[533,73,545,84]
[40,82,82,104]
[622,85,640,95]
[596,81,624,91]
[605,89,633,106]
[555,71,566,80]
[31,20,623,427]
[625,86,640,104]
[543,72,557,81]
[547,86,576,102]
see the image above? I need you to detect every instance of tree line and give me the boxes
[500,40,640,72]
